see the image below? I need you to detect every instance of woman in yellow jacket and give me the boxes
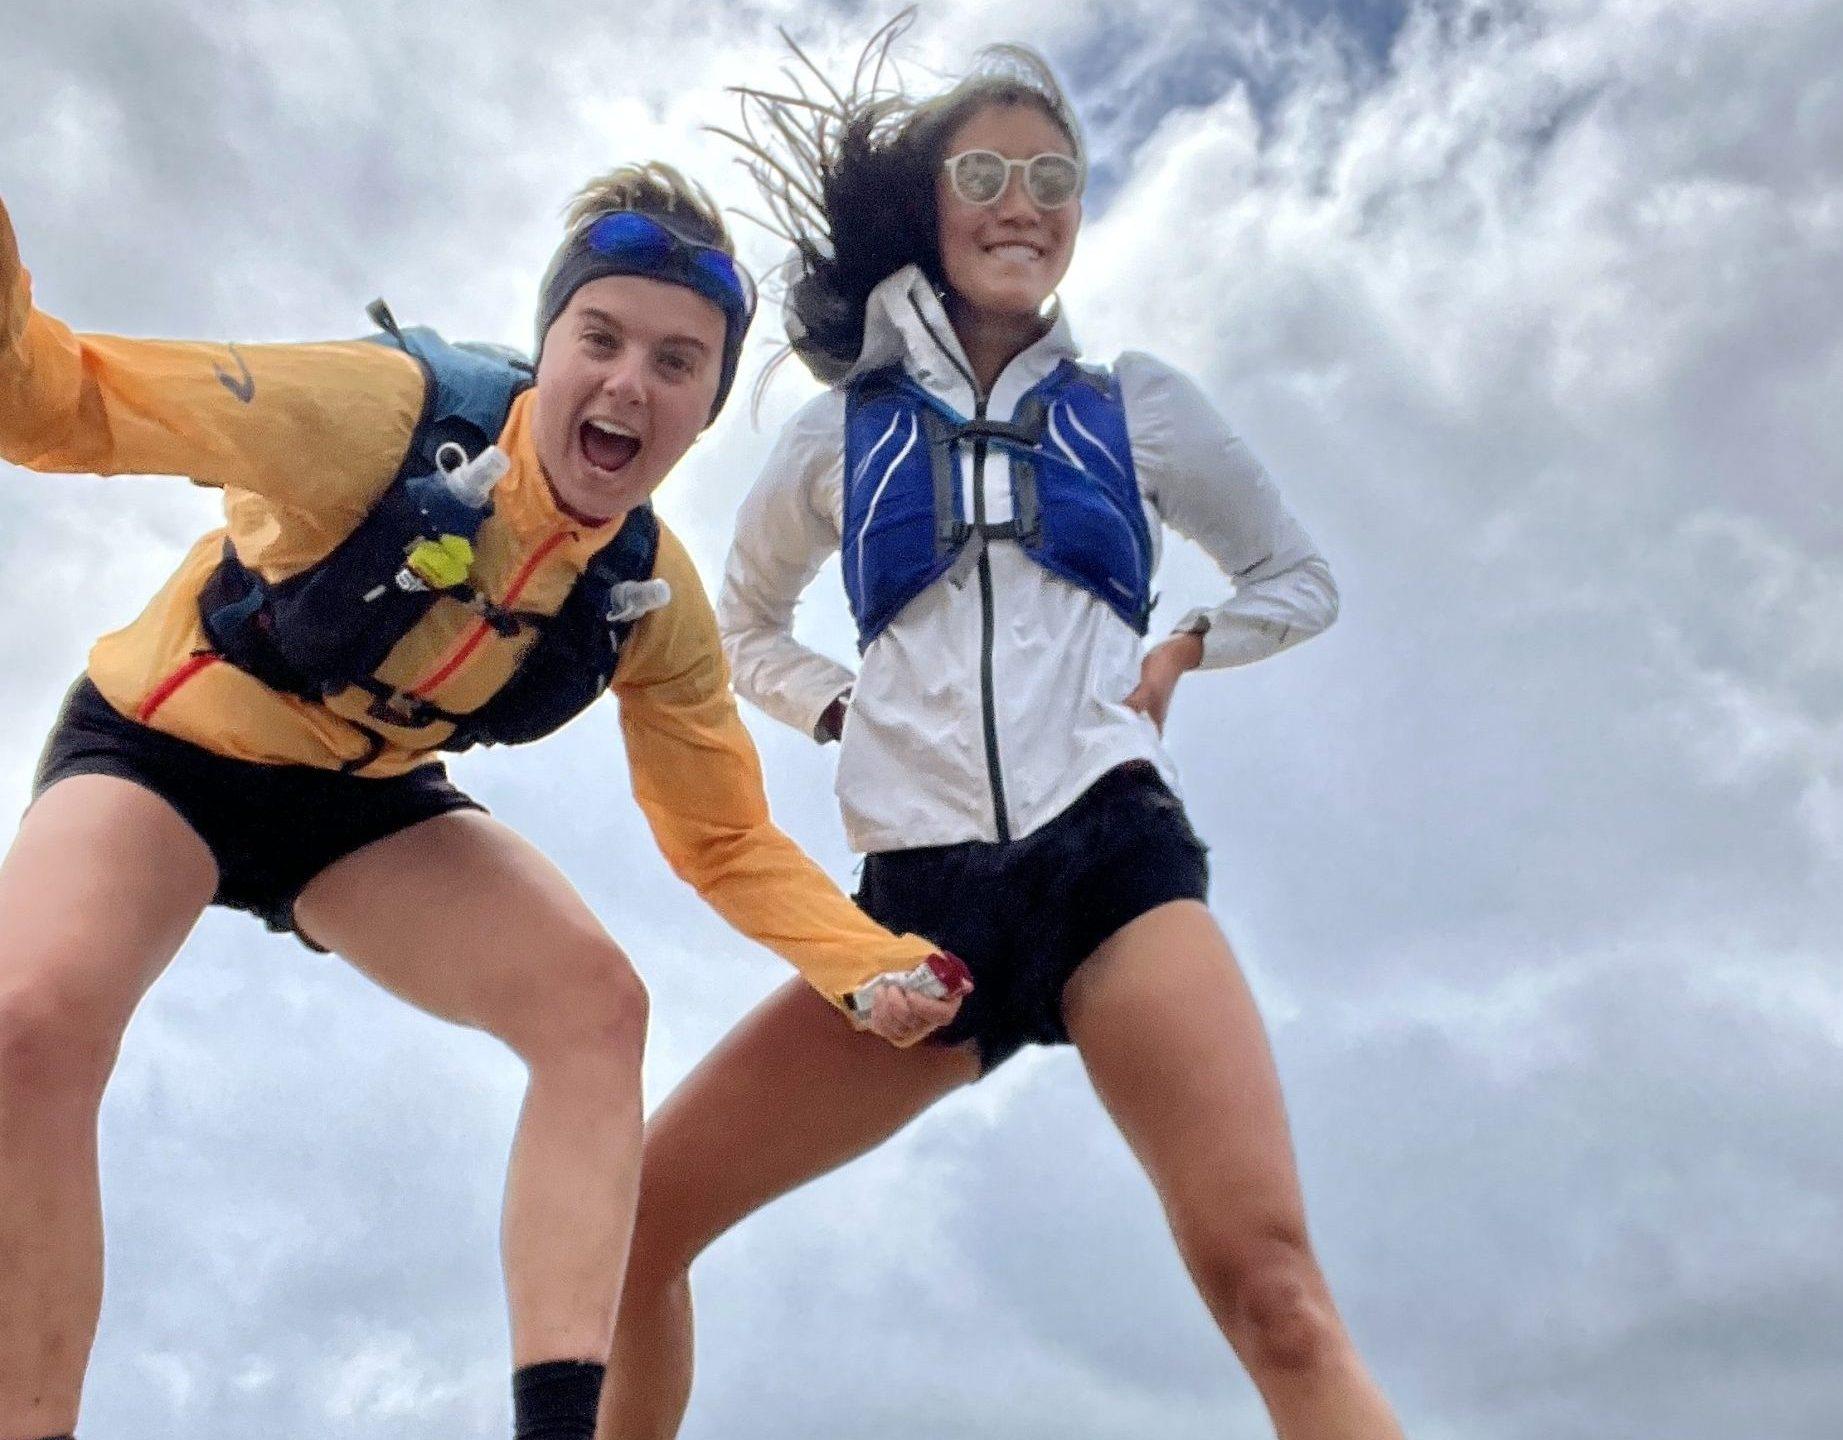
[0,165,964,1440]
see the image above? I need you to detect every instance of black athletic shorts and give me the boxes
[855,760,1210,1075]
[31,677,484,947]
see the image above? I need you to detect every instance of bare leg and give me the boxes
[1063,900,1404,1440]
[295,810,650,1366]
[598,978,979,1440]
[0,778,216,1439]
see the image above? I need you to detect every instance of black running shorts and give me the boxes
[854,760,1211,1074]
[31,678,484,947]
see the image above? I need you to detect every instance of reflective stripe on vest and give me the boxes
[198,315,662,759]
[840,361,1152,651]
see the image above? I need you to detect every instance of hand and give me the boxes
[815,690,850,744]
[860,982,964,1046]
[1122,631,1204,734]
[0,193,15,262]
[851,957,973,1047]
[0,194,22,320]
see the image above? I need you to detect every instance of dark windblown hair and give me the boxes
[717,10,1082,392]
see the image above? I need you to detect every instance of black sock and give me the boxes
[513,1359,605,1440]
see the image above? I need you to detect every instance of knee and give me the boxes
[1181,1215,1341,1376]
[0,970,120,1105]
[496,929,649,1070]
[614,1218,693,1353]
[1235,1256,1336,1374]
[624,1173,703,1293]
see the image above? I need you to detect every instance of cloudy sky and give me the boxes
[2,0,1839,1435]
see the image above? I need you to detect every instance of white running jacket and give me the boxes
[717,266,1338,855]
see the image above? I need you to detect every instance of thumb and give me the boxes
[0,197,25,350]
[0,195,18,271]
[0,194,20,288]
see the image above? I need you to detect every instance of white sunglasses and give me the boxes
[942,149,1084,209]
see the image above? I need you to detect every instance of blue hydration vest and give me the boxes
[198,305,660,763]
[840,361,1152,651]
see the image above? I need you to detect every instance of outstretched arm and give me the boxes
[617,526,961,1033]
[0,192,422,510]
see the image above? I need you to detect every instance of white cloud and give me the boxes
[1,0,1839,1436]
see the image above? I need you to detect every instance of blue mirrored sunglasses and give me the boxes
[583,211,757,322]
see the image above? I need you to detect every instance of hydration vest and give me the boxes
[198,307,663,761]
[840,361,1152,651]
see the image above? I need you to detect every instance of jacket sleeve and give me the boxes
[714,391,859,740]
[1120,350,1340,668]
[614,523,938,1005]
[1,194,423,511]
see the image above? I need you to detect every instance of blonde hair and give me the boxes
[559,161,734,254]
[534,160,740,360]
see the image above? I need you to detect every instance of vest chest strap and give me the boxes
[843,361,1149,646]
[349,674,472,734]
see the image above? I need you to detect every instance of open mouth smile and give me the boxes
[579,416,642,473]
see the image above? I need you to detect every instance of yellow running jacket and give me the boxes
[0,198,932,1003]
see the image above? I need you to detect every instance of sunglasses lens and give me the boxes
[586,212,755,321]
[692,250,756,317]
[1026,155,1082,208]
[585,211,673,264]
[950,151,1009,205]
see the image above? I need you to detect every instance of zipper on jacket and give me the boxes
[970,394,1013,844]
[907,289,1013,843]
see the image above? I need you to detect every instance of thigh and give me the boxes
[292,809,617,1034]
[0,776,216,1028]
[1063,900,1305,1226]
[635,977,981,1270]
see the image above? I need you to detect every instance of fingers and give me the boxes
[0,197,24,355]
[908,989,964,1026]
[870,985,928,1046]
[0,194,21,291]
[865,982,964,1048]
[1125,653,1184,733]
[1123,683,1166,732]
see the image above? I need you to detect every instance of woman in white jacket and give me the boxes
[601,28,1405,1440]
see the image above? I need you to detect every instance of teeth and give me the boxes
[587,418,639,439]
[988,244,1042,261]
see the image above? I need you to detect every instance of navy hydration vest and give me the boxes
[840,361,1152,651]
[198,307,661,761]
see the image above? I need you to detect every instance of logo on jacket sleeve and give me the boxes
[213,345,256,404]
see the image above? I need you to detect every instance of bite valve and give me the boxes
[606,578,673,625]
[434,441,509,508]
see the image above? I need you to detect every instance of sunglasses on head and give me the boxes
[942,150,1084,210]
[582,210,758,323]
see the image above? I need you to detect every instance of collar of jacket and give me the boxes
[840,265,1080,411]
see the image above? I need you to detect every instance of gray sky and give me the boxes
[2,0,1839,1436]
